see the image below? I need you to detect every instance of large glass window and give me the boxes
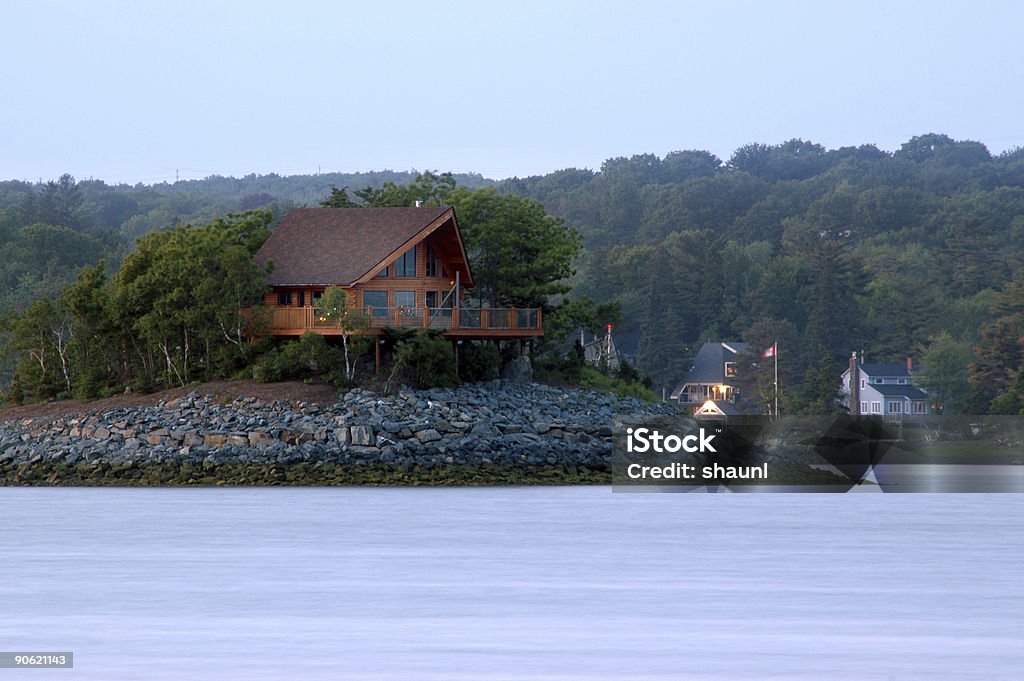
[426,245,439,277]
[363,290,388,317]
[394,246,416,277]
[394,291,415,309]
[277,290,292,306]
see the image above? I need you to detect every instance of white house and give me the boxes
[670,342,747,409]
[841,354,929,416]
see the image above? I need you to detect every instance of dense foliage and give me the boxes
[500,135,1024,413]
[4,133,1024,412]
[3,212,273,401]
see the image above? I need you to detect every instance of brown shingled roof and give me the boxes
[254,206,470,286]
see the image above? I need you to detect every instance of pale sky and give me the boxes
[3,0,1023,184]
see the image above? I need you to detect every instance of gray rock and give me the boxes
[416,429,442,443]
[350,425,374,446]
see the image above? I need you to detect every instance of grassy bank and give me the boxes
[1,459,855,487]
[0,460,613,487]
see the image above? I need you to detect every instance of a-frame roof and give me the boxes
[254,206,474,287]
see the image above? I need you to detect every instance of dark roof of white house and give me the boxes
[670,342,748,399]
[859,363,911,378]
[873,384,928,399]
[685,342,747,384]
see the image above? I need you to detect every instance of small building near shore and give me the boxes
[669,342,747,410]
[841,354,929,416]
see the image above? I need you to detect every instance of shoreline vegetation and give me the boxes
[7,141,1024,423]
[0,460,612,487]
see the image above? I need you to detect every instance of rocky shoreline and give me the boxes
[1,381,677,485]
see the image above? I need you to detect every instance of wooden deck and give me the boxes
[254,306,543,338]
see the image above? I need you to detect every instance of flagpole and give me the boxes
[774,341,779,418]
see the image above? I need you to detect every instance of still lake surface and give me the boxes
[1,487,1022,680]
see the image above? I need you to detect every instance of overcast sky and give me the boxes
[3,0,1022,184]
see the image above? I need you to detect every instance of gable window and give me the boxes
[426,245,440,277]
[363,290,388,317]
[860,379,865,389]
[394,246,417,277]
[724,362,737,378]
[277,290,292,306]
[376,266,389,278]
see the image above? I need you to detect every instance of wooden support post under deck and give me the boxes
[375,339,381,374]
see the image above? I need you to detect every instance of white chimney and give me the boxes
[414,200,423,208]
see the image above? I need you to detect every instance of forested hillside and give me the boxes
[3,133,1024,414]
[0,170,492,314]
[501,135,1024,413]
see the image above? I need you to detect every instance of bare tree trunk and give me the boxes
[161,341,185,386]
[52,320,72,394]
[342,334,353,381]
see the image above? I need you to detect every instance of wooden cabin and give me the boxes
[250,205,542,339]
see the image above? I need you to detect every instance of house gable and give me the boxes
[670,342,748,403]
[253,206,473,288]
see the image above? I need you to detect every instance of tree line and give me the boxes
[3,133,1024,413]
[499,134,1024,414]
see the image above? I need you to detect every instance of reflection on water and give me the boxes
[0,488,1022,680]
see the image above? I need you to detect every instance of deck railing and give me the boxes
[259,306,542,334]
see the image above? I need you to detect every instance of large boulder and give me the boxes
[500,356,533,384]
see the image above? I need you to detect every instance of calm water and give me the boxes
[1,487,1022,680]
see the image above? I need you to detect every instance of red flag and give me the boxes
[762,343,776,358]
